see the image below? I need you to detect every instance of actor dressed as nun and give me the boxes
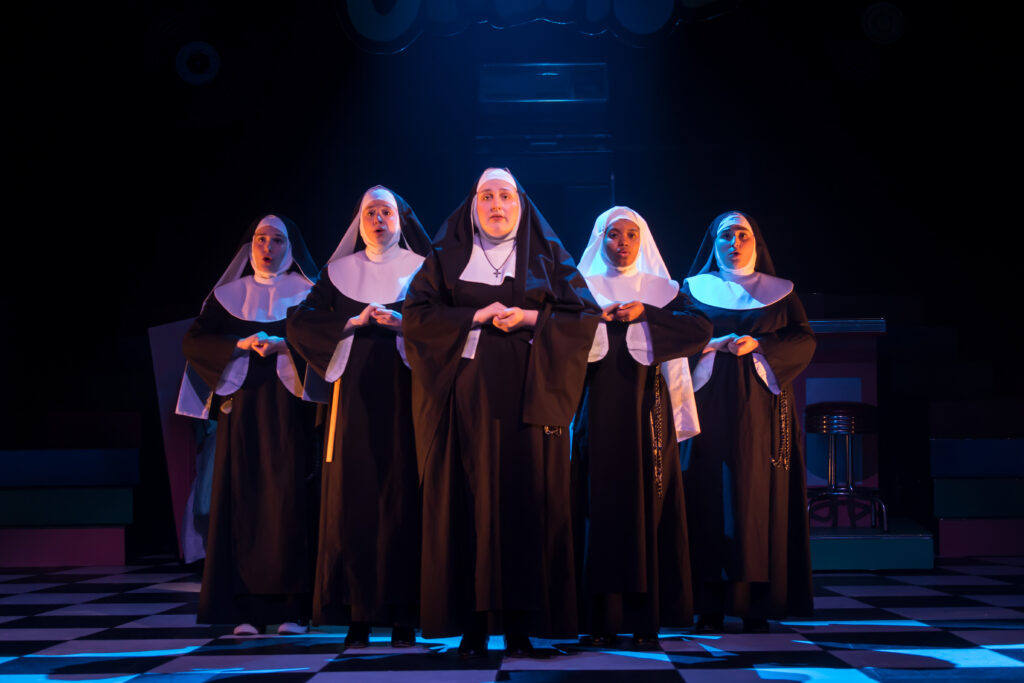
[680,210,816,633]
[287,186,431,648]
[572,206,712,649]
[402,168,600,659]
[177,214,320,636]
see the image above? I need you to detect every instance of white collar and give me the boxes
[213,271,313,322]
[328,248,425,304]
[459,233,517,286]
[585,271,679,309]
[685,271,793,310]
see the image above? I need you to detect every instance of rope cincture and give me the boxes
[650,365,665,500]
[772,388,792,470]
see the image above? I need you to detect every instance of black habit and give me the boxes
[181,215,320,627]
[679,212,816,620]
[286,190,430,628]
[572,291,712,635]
[402,174,600,639]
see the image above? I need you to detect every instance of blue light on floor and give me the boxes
[752,667,877,681]
[782,619,930,628]
[26,646,202,658]
[877,647,1024,668]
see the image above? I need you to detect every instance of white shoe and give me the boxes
[278,621,308,635]
[233,623,259,636]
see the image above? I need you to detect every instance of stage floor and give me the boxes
[2,556,1023,681]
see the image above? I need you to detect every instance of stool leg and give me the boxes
[844,434,854,492]
[844,434,856,526]
[827,436,836,489]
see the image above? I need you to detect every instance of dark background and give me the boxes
[3,0,1014,557]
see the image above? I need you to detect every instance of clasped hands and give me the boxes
[237,331,287,357]
[705,333,759,356]
[350,304,403,330]
[600,301,645,323]
[473,301,539,332]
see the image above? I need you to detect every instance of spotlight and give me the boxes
[175,41,220,85]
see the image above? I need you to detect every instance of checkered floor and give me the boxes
[1,557,1023,681]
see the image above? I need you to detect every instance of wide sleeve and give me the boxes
[645,291,714,365]
[521,257,601,427]
[181,298,243,392]
[754,292,816,386]
[286,274,366,380]
[401,251,478,476]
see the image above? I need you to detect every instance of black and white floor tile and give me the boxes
[1,556,1022,681]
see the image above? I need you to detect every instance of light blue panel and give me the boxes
[806,377,862,404]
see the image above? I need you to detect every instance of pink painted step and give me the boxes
[0,528,125,567]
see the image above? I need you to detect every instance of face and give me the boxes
[476,180,520,239]
[361,191,400,250]
[603,218,641,268]
[252,223,289,276]
[715,222,756,271]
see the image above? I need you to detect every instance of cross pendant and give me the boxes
[494,269,502,279]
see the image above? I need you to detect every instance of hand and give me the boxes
[236,333,259,351]
[727,335,759,356]
[492,306,538,332]
[370,305,402,329]
[613,301,645,322]
[705,334,738,352]
[252,334,286,357]
[237,330,274,351]
[349,304,377,328]
[600,303,618,322]
[473,301,508,325]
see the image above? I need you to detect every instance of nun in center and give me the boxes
[402,168,601,658]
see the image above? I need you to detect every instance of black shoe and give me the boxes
[344,622,371,648]
[504,634,536,658]
[742,617,770,633]
[458,632,488,660]
[632,633,659,650]
[391,626,416,647]
[695,613,724,634]
[586,633,616,647]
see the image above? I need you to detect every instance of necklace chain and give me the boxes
[477,232,516,280]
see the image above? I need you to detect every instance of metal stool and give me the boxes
[805,401,888,531]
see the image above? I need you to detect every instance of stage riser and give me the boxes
[0,488,133,526]
[0,448,138,567]
[937,518,1024,558]
[0,528,125,567]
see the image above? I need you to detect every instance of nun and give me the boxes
[402,168,600,658]
[572,206,712,649]
[177,214,320,636]
[287,186,431,648]
[680,210,816,633]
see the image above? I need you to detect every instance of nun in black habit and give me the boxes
[679,211,816,633]
[176,214,320,635]
[572,207,712,648]
[402,168,601,658]
[286,186,431,647]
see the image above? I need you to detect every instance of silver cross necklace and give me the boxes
[477,232,516,281]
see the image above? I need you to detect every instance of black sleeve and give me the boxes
[181,298,243,392]
[401,252,477,477]
[286,274,367,380]
[645,291,713,365]
[755,293,816,386]
[521,259,601,427]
